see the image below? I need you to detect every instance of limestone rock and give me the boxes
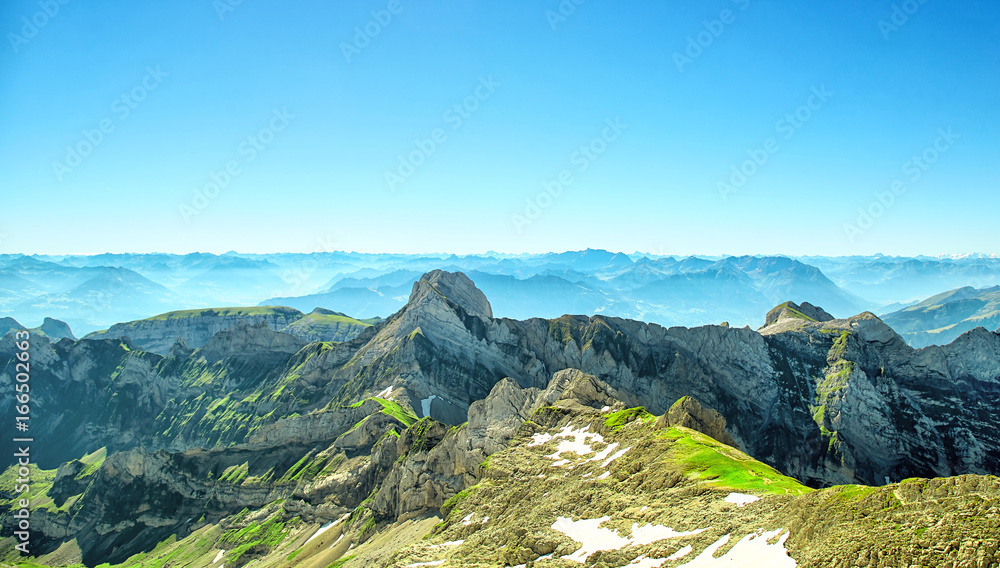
[658,395,739,448]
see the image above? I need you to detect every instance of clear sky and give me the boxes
[1,0,997,256]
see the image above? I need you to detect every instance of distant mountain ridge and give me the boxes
[4,251,999,338]
[882,285,1000,347]
[0,316,76,340]
[84,306,376,354]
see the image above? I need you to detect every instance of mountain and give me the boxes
[84,306,373,354]
[1,367,996,566]
[0,316,76,340]
[8,266,182,334]
[882,285,1000,347]
[802,255,1000,306]
[262,285,412,319]
[6,270,999,482]
[2,270,1000,566]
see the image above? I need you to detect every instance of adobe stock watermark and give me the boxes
[7,0,71,54]
[718,84,833,202]
[270,235,341,298]
[878,0,929,40]
[512,117,628,233]
[52,66,169,182]
[340,0,404,63]
[213,0,246,21]
[545,0,588,31]
[179,107,295,223]
[844,127,959,243]
[673,0,750,73]
[384,75,500,192]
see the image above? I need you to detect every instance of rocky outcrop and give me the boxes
[658,395,738,447]
[0,316,75,340]
[762,300,835,330]
[369,369,625,521]
[83,306,370,355]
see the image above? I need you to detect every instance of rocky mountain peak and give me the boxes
[407,270,493,319]
[657,395,739,448]
[39,316,76,340]
[763,300,835,328]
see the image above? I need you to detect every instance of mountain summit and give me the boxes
[407,269,493,319]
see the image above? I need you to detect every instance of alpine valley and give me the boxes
[1,269,999,568]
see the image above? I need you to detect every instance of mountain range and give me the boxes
[6,251,1000,345]
[1,270,998,567]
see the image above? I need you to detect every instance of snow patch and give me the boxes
[376,386,393,399]
[724,493,760,507]
[602,446,631,467]
[630,523,708,545]
[551,516,709,564]
[212,550,224,564]
[623,555,669,568]
[461,513,474,526]
[667,545,693,560]
[421,395,440,418]
[431,539,465,548]
[406,561,445,567]
[304,521,335,545]
[597,471,610,480]
[678,529,796,567]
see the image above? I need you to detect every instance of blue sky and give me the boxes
[1,0,997,256]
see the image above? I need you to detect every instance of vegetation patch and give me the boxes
[604,407,655,430]
[218,514,288,567]
[664,426,812,495]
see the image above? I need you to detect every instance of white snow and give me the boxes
[431,539,465,548]
[376,386,393,399]
[527,432,554,446]
[667,545,693,560]
[640,506,648,512]
[552,516,629,562]
[677,529,796,567]
[597,471,611,480]
[587,441,620,463]
[724,493,761,507]
[406,561,445,567]
[551,516,709,564]
[212,550,225,564]
[622,555,669,568]
[543,425,605,462]
[461,513,474,526]
[629,523,708,545]
[421,395,440,418]
[328,533,344,548]
[304,521,336,545]
[601,405,611,412]
[602,446,631,467]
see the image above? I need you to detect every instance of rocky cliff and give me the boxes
[82,306,371,354]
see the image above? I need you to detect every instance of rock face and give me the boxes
[657,395,738,448]
[82,306,370,355]
[369,369,625,522]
